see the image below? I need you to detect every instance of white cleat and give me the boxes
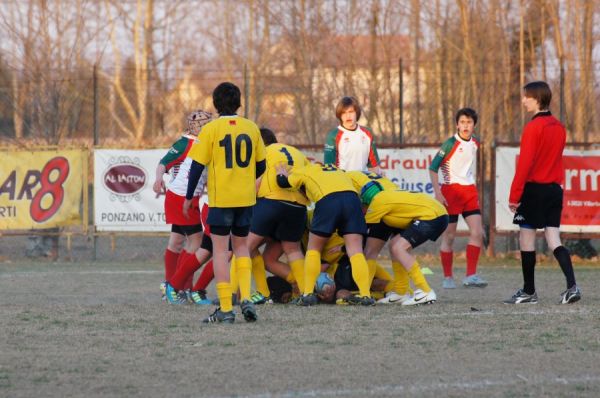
[402,289,437,306]
[377,291,411,304]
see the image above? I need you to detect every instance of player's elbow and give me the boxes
[276,174,292,188]
[256,159,266,179]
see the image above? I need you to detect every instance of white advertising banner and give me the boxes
[94,149,171,232]
[495,146,600,233]
[93,147,478,232]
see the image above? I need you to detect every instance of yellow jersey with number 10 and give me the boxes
[188,115,266,207]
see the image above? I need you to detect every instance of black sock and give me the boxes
[521,251,536,294]
[553,246,576,289]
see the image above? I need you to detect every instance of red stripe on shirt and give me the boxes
[165,139,194,171]
[334,129,344,167]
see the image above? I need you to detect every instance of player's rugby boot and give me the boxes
[165,282,188,304]
[463,274,488,288]
[160,281,167,301]
[503,289,538,304]
[442,277,457,289]
[377,291,410,304]
[402,289,437,306]
[202,308,235,324]
[297,293,318,306]
[190,290,212,305]
[240,300,258,322]
[559,285,581,304]
[347,295,376,306]
[250,292,273,305]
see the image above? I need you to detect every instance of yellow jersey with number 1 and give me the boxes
[188,115,266,207]
[258,143,309,205]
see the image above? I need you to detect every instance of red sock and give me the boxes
[192,260,214,291]
[176,251,195,290]
[169,251,201,291]
[184,272,194,291]
[440,250,453,277]
[164,249,180,281]
[466,244,481,276]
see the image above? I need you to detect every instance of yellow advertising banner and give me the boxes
[0,149,87,230]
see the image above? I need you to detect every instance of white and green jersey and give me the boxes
[323,125,379,171]
[429,133,479,185]
[159,133,206,196]
[168,156,207,197]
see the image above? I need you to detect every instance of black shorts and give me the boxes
[333,255,358,292]
[400,215,449,248]
[207,206,253,236]
[311,191,367,237]
[367,222,403,241]
[250,198,307,242]
[513,182,563,229]
[171,223,203,236]
[199,234,232,253]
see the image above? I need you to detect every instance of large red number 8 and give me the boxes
[30,157,70,223]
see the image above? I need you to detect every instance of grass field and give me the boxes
[1,258,600,397]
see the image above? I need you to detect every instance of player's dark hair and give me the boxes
[455,107,478,125]
[260,127,278,146]
[335,96,362,122]
[212,82,241,115]
[523,81,552,110]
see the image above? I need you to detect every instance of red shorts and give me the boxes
[164,190,201,226]
[440,184,480,215]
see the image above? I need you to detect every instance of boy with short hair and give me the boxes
[504,81,580,305]
[185,82,267,323]
[429,108,487,289]
[324,96,380,172]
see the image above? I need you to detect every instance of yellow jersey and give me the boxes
[365,190,448,229]
[258,143,309,205]
[188,115,266,207]
[287,163,357,203]
[346,170,398,192]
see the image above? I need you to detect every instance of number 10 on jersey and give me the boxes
[219,133,253,168]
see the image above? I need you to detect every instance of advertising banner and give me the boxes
[94,147,478,232]
[0,149,86,230]
[495,147,600,232]
[94,149,171,232]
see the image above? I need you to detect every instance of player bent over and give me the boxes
[353,175,448,305]
[153,110,212,301]
[429,107,487,289]
[185,82,266,324]
[246,128,309,304]
[276,163,374,306]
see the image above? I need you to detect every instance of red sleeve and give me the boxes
[509,122,538,204]
[363,128,380,168]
